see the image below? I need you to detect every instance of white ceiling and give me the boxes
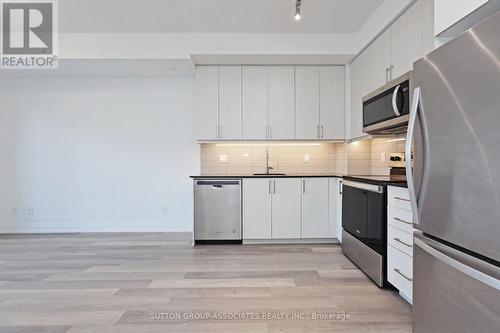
[59,0,384,33]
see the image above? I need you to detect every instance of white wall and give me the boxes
[59,33,358,60]
[0,77,198,233]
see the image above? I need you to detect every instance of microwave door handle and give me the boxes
[406,86,420,224]
[392,85,401,116]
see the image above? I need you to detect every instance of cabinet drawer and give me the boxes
[388,206,414,234]
[388,186,412,212]
[387,245,413,302]
[388,225,414,257]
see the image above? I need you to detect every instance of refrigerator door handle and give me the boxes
[406,86,421,224]
[414,237,500,291]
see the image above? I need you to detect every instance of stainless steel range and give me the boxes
[341,180,386,287]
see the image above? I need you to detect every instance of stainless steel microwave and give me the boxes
[362,71,413,134]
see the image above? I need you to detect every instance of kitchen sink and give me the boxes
[253,173,286,176]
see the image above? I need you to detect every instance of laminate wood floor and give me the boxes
[0,233,412,332]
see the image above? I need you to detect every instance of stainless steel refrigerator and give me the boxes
[406,11,500,332]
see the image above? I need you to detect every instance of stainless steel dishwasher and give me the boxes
[194,179,241,243]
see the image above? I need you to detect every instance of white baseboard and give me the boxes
[243,238,340,245]
[0,220,193,234]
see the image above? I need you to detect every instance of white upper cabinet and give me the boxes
[350,52,370,140]
[349,0,428,140]
[195,66,219,140]
[242,66,268,140]
[243,178,272,239]
[391,0,423,78]
[365,28,392,94]
[268,66,295,140]
[295,66,320,140]
[320,66,345,140]
[434,0,489,36]
[301,178,329,238]
[196,65,345,141]
[219,66,242,140]
[272,178,302,239]
[242,66,295,140]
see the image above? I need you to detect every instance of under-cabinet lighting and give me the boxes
[386,138,406,143]
[214,142,323,147]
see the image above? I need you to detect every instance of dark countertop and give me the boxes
[342,175,408,188]
[191,174,407,188]
[190,173,343,179]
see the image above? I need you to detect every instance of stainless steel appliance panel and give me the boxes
[342,229,384,287]
[194,180,241,240]
[409,11,500,261]
[413,233,500,333]
[362,71,413,134]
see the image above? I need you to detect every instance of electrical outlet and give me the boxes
[304,154,310,163]
[381,153,386,163]
[218,154,228,163]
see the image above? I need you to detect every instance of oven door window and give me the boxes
[342,185,385,255]
[342,186,368,238]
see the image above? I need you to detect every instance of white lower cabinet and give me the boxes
[272,178,302,239]
[243,177,341,242]
[387,186,414,304]
[301,178,329,238]
[387,244,413,302]
[328,178,343,241]
[243,179,272,239]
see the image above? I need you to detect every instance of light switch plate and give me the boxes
[304,154,310,163]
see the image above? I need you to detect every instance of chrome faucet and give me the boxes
[266,147,274,175]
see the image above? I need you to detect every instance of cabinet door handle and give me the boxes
[273,180,276,194]
[316,125,320,139]
[389,65,394,81]
[269,180,272,194]
[394,217,412,225]
[394,237,413,248]
[339,181,342,195]
[302,179,306,193]
[394,196,411,202]
[385,67,390,83]
[394,268,413,281]
[321,126,324,139]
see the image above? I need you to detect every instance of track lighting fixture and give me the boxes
[294,0,302,21]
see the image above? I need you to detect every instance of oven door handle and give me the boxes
[392,85,401,116]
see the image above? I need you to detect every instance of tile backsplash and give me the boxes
[345,134,407,175]
[199,134,408,176]
[200,143,345,175]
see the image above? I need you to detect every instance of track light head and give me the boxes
[294,0,302,21]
